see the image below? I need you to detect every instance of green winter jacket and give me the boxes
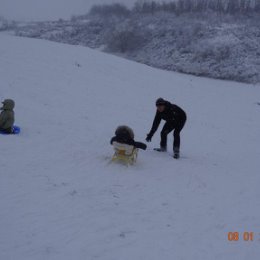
[0,99,15,130]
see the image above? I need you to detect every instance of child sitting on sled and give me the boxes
[0,99,15,134]
[110,125,147,164]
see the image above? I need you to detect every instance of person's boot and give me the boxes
[154,146,167,152]
[173,147,180,159]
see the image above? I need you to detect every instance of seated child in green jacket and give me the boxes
[0,99,15,134]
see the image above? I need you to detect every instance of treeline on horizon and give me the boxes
[87,0,260,17]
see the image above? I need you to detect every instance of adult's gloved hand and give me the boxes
[146,133,152,142]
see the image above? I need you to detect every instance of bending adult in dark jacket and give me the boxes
[111,125,147,150]
[0,99,15,134]
[146,98,186,158]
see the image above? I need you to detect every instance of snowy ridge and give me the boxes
[14,11,260,84]
[0,34,260,260]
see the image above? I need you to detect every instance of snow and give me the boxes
[0,33,260,260]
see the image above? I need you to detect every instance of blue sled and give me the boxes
[0,125,21,135]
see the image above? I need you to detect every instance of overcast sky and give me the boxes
[0,0,142,21]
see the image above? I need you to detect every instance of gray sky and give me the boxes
[0,0,140,21]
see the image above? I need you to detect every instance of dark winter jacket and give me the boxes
[148,101,186,137]
[110,132,147,150]
[0,99,15,130]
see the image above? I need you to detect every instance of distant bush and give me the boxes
[0,16,17,31]
[0,16,7,31]
[194,41,231,62]
[106,29,144,53]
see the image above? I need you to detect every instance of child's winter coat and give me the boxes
[0,99,15,131]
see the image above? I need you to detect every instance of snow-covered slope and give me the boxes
[0,34,260,260]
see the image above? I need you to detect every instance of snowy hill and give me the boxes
[0,34,260,260]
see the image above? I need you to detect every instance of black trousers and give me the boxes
[160,117,186,151]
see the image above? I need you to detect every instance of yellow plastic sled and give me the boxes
[111,141,138,165]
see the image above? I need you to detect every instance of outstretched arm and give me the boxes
[134,141,147,150]
[148,111,161,137]
[110,136,116,145]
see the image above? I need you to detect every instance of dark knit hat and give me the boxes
[156,98,166,106]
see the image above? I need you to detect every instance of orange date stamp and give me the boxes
[228,232,254,241]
